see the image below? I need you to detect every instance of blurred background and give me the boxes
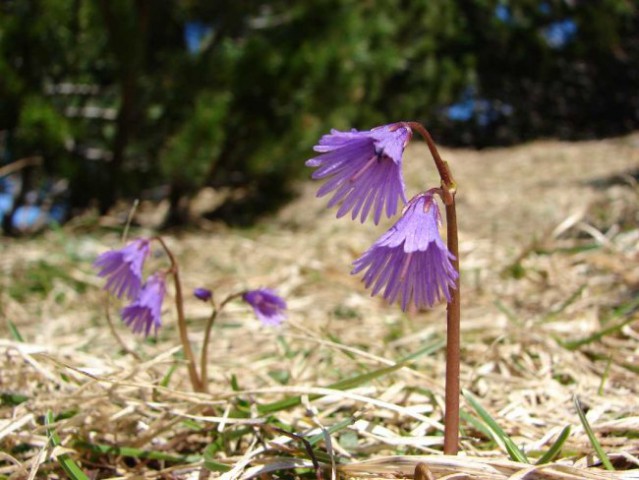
[1,0,637,232]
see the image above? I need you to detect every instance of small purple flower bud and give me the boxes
[193,287,213,302]
[121,273,166,336]
[94,238,151,299]
[242,288,287,326]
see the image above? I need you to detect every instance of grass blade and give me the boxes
[159,362,178,388]
[257,340,442,416]
[559,295,639,350]
[75,440,202,464]
[306,416,356,446]
[257,361,408,415]
[7,319,24,342]
[203,443,232,472]
[559,315,637,350]
[598,357,612,395]
[573,395,614,471]
[460,410,494,442]
[463,390,529,464]
[45,411,89,480]
[536,425,571,464]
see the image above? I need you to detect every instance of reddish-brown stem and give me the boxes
[200,292,243,392]
[408,122,461,455]
[443,201,461,455]
[406,122,456,195]
[154,236,204,393]
[200,306,217,393]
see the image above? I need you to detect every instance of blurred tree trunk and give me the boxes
[96,0,149,214]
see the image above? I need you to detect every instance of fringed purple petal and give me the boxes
[94,238,150,299]
[121,273,165,336]
[351,193,458,311]
[306,124,411,224]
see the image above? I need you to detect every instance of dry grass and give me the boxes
[1,133,638,479]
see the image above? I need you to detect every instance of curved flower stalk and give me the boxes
[352,193,457,311]
[197,287,287,391]
[306,123,412,224]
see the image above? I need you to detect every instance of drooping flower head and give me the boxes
[242,288,287,326]
[94,238,151,299]
[351,193,458,311]
[306,123,412,224]
[193,287,213,302]
[121,273,166,336]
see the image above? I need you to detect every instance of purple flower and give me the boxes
[121,273,166,336]
[94,238,150,299]
[306,123,412,224]
[242,288,287,326]
[351,193,458,311]
[193,287,213,302]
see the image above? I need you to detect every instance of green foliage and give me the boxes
[16,96,70,154]
[536,425,571,464]
[463,390,530,463]
[573,396,614,471]
[45,411,90,480]
[160,91,230,185]
[1,0,637,222]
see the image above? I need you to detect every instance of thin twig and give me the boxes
[0,156,43,178]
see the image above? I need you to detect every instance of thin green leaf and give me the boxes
[230,374,241,391]
[620,362,639,374]
[494,300,520,325]
[397,339,445,363]
[559,295,639,350]
[203,444,232,472]
[257,341,442,416]
[0,392,29,406]
[573,396,614,471]
[460,410,495,443]
[306,417,356,446]
[45,411,89,480]
[598,357,612,396]
[559,315,637,350]
[257,361,402,415]
[536,426,571,464]
[463,390,529,464]
[203,458,232,473]
[7,320,24,342]
[181,418,204,431]
[541,285,586,323]
[159,363,178,388]
[74,440,201,463]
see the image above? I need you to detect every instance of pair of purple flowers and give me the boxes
[94,238,286,336]
[307,123,458,311]
[93,238,162,336]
